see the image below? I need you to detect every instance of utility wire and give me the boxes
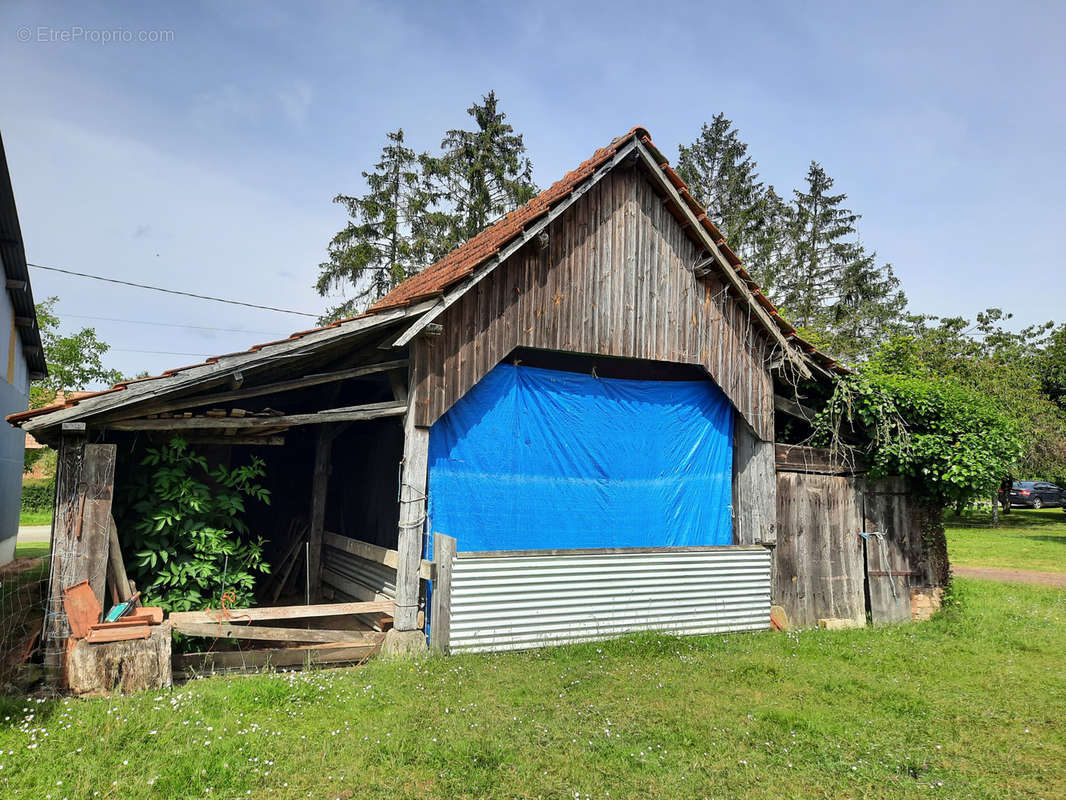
[28,262,319,318]
[63,313,284,336]
[112,348,215,357]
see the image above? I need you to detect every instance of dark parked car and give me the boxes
[1007,481,1064,509]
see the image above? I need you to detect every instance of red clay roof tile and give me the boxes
[6,125,845,429]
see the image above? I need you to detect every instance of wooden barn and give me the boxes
[8,127,945,684]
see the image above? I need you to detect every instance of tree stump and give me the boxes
[67,624,172,696]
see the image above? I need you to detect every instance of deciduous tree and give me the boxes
[31,296,123,408]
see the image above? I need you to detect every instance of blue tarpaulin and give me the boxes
[427,364,733,553]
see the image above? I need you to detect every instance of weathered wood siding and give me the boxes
[775,444,860,476]
[860,477,933,624]
[733,417,776,545]
[45,441,117,674]
[774,471,866,628]
[411,165,775,440]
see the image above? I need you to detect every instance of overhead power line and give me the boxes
[112,348,215,357]
[63,313,284,336]
[28,263,319,318]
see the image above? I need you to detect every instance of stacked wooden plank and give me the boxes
[169,600,393,674]
[146,407,282,420]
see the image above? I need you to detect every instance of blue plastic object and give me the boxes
[427,364,733,554]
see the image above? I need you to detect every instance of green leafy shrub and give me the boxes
[817,372,1023,507]
[20,477,55,513]
[118,437,271,613]
[23,448,45,473]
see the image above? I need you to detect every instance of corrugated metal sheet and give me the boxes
[321,545,396,601]
[447,546,771,652]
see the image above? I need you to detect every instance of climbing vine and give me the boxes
[815,372,1024,507]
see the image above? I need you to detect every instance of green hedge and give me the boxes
[21,477,55,513]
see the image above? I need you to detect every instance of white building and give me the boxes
[0,131,47,564]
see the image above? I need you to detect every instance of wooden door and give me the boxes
[774,472,866,628]
[860,478,919,624]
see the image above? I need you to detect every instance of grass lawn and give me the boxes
[946,507,1066,573]
[0,578,1063,799]
[17,510,52,527]
[12,541,49,560]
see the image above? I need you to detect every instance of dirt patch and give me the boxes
[0,557,43,578]
[953,565,1066,588]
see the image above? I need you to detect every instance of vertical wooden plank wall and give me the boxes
[861,476,930,624]
[411,166,775,441]
[774,471,866,628]
[732,417,777,545]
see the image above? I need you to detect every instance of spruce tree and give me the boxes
[423,91,537,255]
[743,186,792,296]
[677,114,764,255]
[830,251,907,360]
[784,162,858,331]
[316,129,427,322]
[783,162,907,361]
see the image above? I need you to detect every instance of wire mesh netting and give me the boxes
[0,544,50,689]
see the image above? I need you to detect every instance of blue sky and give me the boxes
[1,0,1064,380]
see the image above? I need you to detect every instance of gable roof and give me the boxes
[8,125,843,432]
[370,126,844,375]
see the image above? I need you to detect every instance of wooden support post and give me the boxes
[429,533,456,653]
[45,440,117,679]
[307,428,334,602]
[394,375,429,632]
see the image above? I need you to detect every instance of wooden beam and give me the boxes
[173,641,381,672]
[101,401,406,431]
[269,535,307,604]
[19,301,435,433]
[106,516,131,603]
[14,316,34,328]
[5,278,27,290]
[323,532,433,580]
[389,370,408,405]
[172,622,385,644]
[394,379,430,631]
[429,533,456,653]
[106,359,408,421]
[774,443,863,475]
[307,428,332,602]
[167,599,393,625]
[162,435,286,446]
[773,393,818,422]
